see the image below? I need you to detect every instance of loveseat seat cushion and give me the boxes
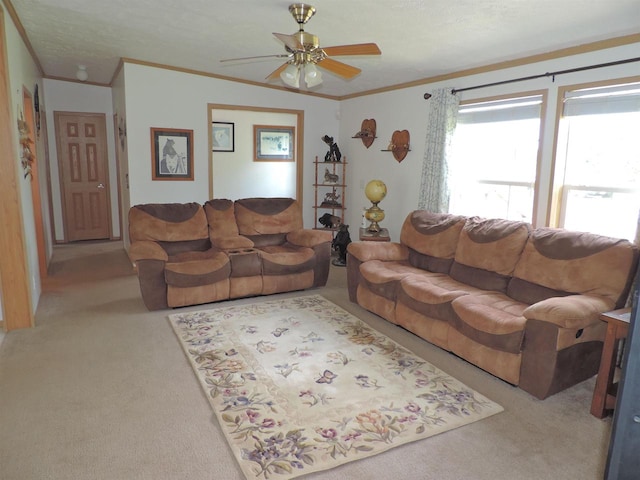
[400,211,466,273]
[509,228,639,308]
[258,244,316,275]
[451,292,528,354]
[165,249,231,287]
[450,217,530,293]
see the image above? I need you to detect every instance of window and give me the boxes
[448,94,543,223]
[556,81,640,241]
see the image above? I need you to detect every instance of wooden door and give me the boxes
[55,112,111,242]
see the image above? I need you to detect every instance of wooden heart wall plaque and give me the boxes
[390,129,410,162]
[355,119,376,148]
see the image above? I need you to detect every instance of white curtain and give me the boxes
[418,88,460,212]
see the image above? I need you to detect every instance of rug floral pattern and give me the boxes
[169,295,503,479]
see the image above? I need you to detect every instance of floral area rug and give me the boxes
[168,295,503,479]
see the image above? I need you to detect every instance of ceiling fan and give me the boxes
[221,3,381,89]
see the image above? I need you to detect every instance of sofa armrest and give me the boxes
[128,241,168,264]
[287,229,332,248]
[523,294,615,329]
[347,242,409,263]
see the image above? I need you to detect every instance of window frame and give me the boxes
[548,75,640,228]
[450,90,548,225]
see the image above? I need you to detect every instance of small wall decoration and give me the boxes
[352,118,377,148]
[17,110,34,179]
[254,125,295,161]
[34,84,41,137]
[212,121,234,152]
[383,129,411,162]
[321,134,342,162]
[118,115,127,151]
[150,127,194,181]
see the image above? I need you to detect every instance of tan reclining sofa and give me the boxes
[128,197,332,310]
[347,210,638,399]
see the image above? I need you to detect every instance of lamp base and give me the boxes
[365,204,385,234]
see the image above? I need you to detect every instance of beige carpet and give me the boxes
[169,295,503,479]
[0,241,612,479]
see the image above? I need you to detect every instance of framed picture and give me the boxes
[151,128,194,181]
[254,125,295,162]
[212,121,234,152]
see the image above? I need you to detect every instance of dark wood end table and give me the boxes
[590,308,631,418]
[359,227,390,242]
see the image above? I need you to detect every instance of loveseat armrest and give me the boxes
[523,294,615,329]
[347,241,409,262]
[287,229,332,248]
[128,241,168,264]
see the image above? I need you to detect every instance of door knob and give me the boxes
[97,183,105,189]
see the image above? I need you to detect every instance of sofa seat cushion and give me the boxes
[359,260,426,300]
[165,249,231,287]
[257,245,316,275]
[451,293,528,354]
[398,273,484,323]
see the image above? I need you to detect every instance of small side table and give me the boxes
[590,308,631,418]
[359,227,390,242]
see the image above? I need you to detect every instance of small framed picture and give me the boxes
[254,125,295,162]
[212,121,234,152]
[151,128,194,181]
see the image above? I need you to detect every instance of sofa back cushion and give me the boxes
[509,228,639,308]
[234,198,303,238]
[400,211,466,273]
[450,217,530,293]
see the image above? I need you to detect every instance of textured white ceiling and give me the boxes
[8,0,640,97]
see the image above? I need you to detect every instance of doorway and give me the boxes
[54,112,112,242]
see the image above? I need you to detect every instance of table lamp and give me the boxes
[364,180,387,233]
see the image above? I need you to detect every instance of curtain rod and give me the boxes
[422,56,640,98]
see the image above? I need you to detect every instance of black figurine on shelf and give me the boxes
[331,224,351,267]
[322,135,342,162]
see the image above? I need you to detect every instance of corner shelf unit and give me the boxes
[313,157,347,234]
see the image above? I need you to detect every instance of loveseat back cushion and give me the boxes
[509,228,639,308]
[400,211,466,273]
[204,198,240,238]
[234,198,303,236]
[129,203,209,243]
[450,217,530,293]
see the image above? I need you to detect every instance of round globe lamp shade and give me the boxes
[364,180,387,233]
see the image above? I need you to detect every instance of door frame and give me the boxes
[54,111,113,242]
[0,8,34,330]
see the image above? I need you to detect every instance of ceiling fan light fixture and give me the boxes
[304,63,322,87]
[76,64,88,82]
[280,63,300,88]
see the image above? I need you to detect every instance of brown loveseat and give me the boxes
[347,211,638,399]
[128,198,332,310]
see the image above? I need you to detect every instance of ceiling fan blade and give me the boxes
[273,32,303,51]
[221,53,290,63]
[317,57,361,79]
[266,63,289,80]
[322,43,381,56]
